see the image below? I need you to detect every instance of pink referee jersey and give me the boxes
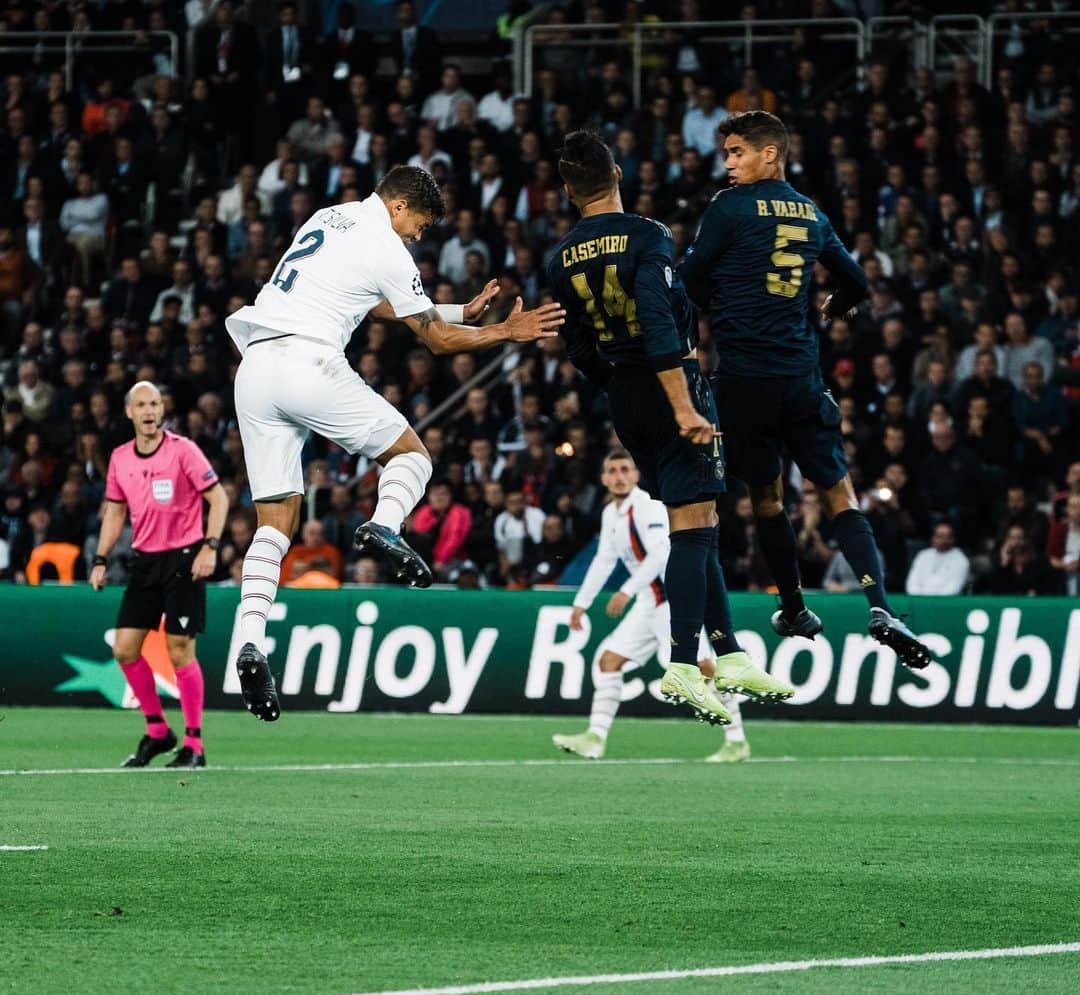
[105,431,219,553]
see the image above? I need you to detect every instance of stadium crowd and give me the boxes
[0,0,1077,597]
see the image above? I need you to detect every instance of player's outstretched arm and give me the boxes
[369,279,499,327]
[90,500,127,591]
[402,298,565,355]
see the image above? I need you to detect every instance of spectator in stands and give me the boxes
[919,421,981,542]
[6,362,54,424]
[280,519,344,584]
[990,525,1057,596]
[59,173,108,289]
[421,64,473,131]
[1048,494,1080,597]
[681,85,727,158]
[149,260,196,325]
[478,65,515,133]
[410,479,472,573]
[390,0,442,97]
[1002,312,1055,389]
[1014,361,1067,481]
[906,522,970,596]
[494,486,544,581]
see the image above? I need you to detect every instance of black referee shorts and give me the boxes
[116,545,206,636]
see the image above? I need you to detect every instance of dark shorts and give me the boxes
[608,361,726,506]
[710,372,848,489]
[117,545,206,636]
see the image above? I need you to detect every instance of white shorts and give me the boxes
[602,599,713,667]
[234,333,408,500]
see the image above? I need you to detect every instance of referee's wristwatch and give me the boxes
[203,537,221,551]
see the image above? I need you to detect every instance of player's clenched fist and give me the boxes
[504,297,566,342]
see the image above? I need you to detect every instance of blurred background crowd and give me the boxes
[0,0,1077,597]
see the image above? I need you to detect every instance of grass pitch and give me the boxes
[2,708,1079,995]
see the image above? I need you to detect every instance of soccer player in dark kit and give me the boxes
[680,111,932,669]
[547,130,794,719]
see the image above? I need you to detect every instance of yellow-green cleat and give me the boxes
[660,663,732,726]
[713,651,794,703]
[705,739,751,763]
[552,730,605,759]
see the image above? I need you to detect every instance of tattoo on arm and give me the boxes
[415,308,440,330]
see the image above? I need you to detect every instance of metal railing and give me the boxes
[866,16,929,68]
[414,344,515,436]
[523,18,866,108]
[927,15,988,87]
[0,31,180,89]
[519,14,1080,106]
[987,11,1080,86]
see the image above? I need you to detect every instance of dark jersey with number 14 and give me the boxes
[546,212,698,381]
[546,211,725,507]
[679,179,867,377]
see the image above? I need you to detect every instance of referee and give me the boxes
[91,381,228,769]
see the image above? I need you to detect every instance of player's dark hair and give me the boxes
[558,130,617,201]
[376,165,446,222]
[718,110,790,162]
[604,448,634,466]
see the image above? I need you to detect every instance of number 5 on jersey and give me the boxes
[271,229,325,293]
[767,224,808,298]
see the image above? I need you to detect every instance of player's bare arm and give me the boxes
[90,499,127,591]
[368,277,499,327]
[403,298,565,355]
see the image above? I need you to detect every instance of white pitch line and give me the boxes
[3,755,1080,778]
[0,845,48,851]
[350,941,1080,995]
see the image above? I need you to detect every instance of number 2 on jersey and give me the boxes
[570,265,641,341]
[766,224,808,298]
[271,229,325,293]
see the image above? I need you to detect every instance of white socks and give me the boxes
[369,452,432,533]
[721,693,746,743]
[240,525,290,647]
[588,671,624,740]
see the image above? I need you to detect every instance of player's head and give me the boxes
[124,380,163,438]
[376,165,445,243]
[558,130,622,209]
[718,111,789,185]
[601,448,638,498]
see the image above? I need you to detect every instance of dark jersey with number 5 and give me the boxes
[547,212,698,382]
[679,180,867,377]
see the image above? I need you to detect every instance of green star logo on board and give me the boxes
[54,654,128,707]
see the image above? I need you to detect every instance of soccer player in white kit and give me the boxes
[225,166,565,720]
[552,451,751,762]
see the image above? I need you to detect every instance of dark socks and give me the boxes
[831,509,891,612]
[704,529,741,656]
[665,527,712,665]
[754,510,806,618]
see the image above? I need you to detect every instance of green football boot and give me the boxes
[713,651,794,703]
[660,663,732,726]
[704,739,751,764]
[552,730,605,759]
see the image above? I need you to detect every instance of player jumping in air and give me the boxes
[225,165,564,721]
[91,382,229,768]
[552,450,751,762]
[680,111,932,669]
[547,131,793,723]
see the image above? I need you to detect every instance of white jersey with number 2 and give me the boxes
[225,193,435,356]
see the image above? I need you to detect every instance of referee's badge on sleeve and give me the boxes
[152,479,174,503]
